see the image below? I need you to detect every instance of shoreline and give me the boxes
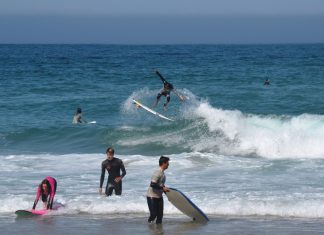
[2,214,324,235]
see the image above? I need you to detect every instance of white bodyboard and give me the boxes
[166,188,209,223]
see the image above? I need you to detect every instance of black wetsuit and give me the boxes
[156,71,174,106]
[100,157,126,196]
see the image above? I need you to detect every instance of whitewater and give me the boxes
[2,95,324,219]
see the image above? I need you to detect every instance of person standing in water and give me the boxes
[153,70,184,111]
[32,176,57,210]
[99,147,126,196]
[146,156,170,224]
[72,107,86,124]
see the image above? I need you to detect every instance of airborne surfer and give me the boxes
[153,70,185,111]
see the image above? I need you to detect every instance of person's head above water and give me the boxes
[76,107,82,114]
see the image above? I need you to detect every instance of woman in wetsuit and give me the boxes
[32,176,57,210]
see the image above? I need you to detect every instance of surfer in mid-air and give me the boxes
[153,70,184,111]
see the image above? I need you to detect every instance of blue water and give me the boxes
[1,44,324,233]
[1,44,324,155]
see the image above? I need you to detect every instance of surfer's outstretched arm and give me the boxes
[155,70,167,84]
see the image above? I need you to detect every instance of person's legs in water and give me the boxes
[53,179,57,194]
[155,197,164,224]
[105,183,115,196]
[48,179,57,209]
[114,182,122,195]
[147,197,158,223]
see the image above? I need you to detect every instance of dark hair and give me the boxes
[40,179,51,202]
[106,147,114,154]
[165,82,174,90]
[76,108,82,114]
[159,156,169,166]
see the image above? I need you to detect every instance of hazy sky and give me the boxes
[1,0,324,44]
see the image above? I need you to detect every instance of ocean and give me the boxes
[1,44,324,234]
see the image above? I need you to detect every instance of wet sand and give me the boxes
[1,214,324,235]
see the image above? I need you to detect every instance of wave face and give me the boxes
[121,89,324,160]
[3,89,324,160]
[183,99,324,159]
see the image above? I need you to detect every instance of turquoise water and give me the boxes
[1,44,324,234]
[1,44,324,155]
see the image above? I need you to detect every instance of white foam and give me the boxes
[188,101,324,159]
[122,87,156,115]
[121,90,324,159]
[1,153,324,218]
[201,198,324,218]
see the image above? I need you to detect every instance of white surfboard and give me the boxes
[132,99,174,122]
[166,188,209,223]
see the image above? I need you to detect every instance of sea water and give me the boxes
[1,44,324,234]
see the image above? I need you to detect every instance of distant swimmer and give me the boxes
[146,156,170,224]
[32,176,57,210]
[153,70,185,111]
[99,147,126,196]
[72,107,86,124]
[264,79,270,85]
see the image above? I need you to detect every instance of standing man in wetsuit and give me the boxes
[146,156,170,224]
[153,70,184,111]
[99,147,126,196]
